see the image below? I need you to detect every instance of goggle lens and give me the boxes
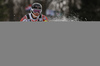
[33,9,41,13]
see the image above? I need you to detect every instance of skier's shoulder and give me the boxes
[20,13,32,22]
[20,15,27,21]
[38,14,47,19]
[42,14,47,17]
[42,14,48,20]
[26,13,31,19]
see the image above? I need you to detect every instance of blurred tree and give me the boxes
[68,0,81,18]
[14,0,28,21]
[8,0,14,21]
[0,0,8,21]
[28,0,30,4]
[78,0,100,21]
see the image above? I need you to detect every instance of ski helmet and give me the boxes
[30,3,42,14]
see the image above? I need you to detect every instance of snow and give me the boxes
[49,16,79,22]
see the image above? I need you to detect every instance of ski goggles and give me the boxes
[33,9,42,14]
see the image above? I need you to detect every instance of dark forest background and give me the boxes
[0,0,100,21]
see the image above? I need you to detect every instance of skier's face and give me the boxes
[33,12,40,17]
[32,9,41,18]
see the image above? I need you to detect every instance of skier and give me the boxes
[20,3,48,22]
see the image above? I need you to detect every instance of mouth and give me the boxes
[32,13,40,18]
[34,13,40,16]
